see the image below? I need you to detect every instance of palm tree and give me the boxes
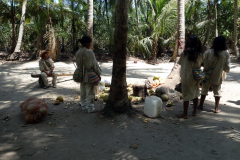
[9,0,28,60]
[162,0,184,89]
[203,0,211,46]
[234,0,239,58]
[87,0,93,49]
[103,0,132,114]
[214,0,218,37]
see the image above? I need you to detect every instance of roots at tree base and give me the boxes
[100,98,133,117]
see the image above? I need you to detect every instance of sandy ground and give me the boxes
[0,58,240,160]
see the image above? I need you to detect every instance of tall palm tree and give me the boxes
[87,0,93,49]
[234,0,239,58]
[103,0,132,114]
[214,0,218,37]
[177,0,185,55]
[12,0,28,56]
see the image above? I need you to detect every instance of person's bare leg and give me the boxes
[178,101,189,119]
[192,98,198,116]
[214,96,220,113]
[198,95,206,110]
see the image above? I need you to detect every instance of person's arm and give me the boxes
[91,52,101,76]
[223,51,230,73]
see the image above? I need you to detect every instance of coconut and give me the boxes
[103,87,110,93]
[153,76,160,80]
[27,104,38,114]
[128,96,133,101]
[166,100,174,107]
[39,108,48,117]
[56,96,64,102]
[160,94,169,101]
[24,114,35,123]
[154,80,160,86]
[179,93,183,99]
[103,95,109,102]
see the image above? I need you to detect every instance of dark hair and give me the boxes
[212,36,227,57]
[184,35,202,62]
[78,36,92,45]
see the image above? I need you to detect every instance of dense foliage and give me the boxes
[0,0,239,58]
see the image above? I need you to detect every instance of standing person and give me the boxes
[39,50,57,89]
[177,35,204,119]
[76,36,101,113]
[198,36,230,113]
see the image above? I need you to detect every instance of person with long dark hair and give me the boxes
[75,36,101,113]
[198,36,230,113]
[177,35,204,119]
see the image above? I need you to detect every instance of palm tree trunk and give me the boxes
[13,0,27,53]
[87,0,94,50]
[105,0,109,25]
[11,0,16,53]
[162,0,184,88]
[234,0,239,58]
[134,0,139,29]
[214,0,218,37]
[103,0,132,114]
[203,0,211,46]
[177,0,185,56]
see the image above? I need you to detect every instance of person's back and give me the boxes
[204,49,230,85]
[76,36,101,113]
[199,36,230,113]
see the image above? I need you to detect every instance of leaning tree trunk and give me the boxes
[203,0,211,46]
[9,0,27,60]
[234,0,239,58]
[87,0,94,50]
[214,0,218,37]
[11,0,16,54]
[102,0,132,114]
[163,0,185,89]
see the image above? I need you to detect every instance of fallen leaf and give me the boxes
[14,147,23,151]
[133,144,138,149]
[143,119,148,123]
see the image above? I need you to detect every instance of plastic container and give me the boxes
[99,82,105,91]
[144,96,162,118]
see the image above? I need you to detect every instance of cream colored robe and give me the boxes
[178,52,204,101]
[75,47,101,83]
[203,49,230,85]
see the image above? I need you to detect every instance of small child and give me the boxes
[177,35,204,119]
[198,36,230,113]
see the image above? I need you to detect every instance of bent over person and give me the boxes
[39,50,57,89]
[76,36,101,113]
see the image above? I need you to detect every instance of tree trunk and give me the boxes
[11,0,16,53]
[203,0,211,46]
[103,0,132,114]
[165,0,185,88]
[14,0,27,53]
[87,0,94,50]
[214,0,218,37]
[177,0,185,56]
[170,33,179,62]
[234,0,239,58]
[134,0,139,29]
[105,0,109,25]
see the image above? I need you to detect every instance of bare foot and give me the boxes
[192,112,197,117]
[214,110,221,113]
[177,114,188,119]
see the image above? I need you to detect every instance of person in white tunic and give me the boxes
[177,35,204,119]
[198,36,230,113]
[75,36,101,113]
[39,51,57,89]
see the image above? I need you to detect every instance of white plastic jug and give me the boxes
[144,96,162,118]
